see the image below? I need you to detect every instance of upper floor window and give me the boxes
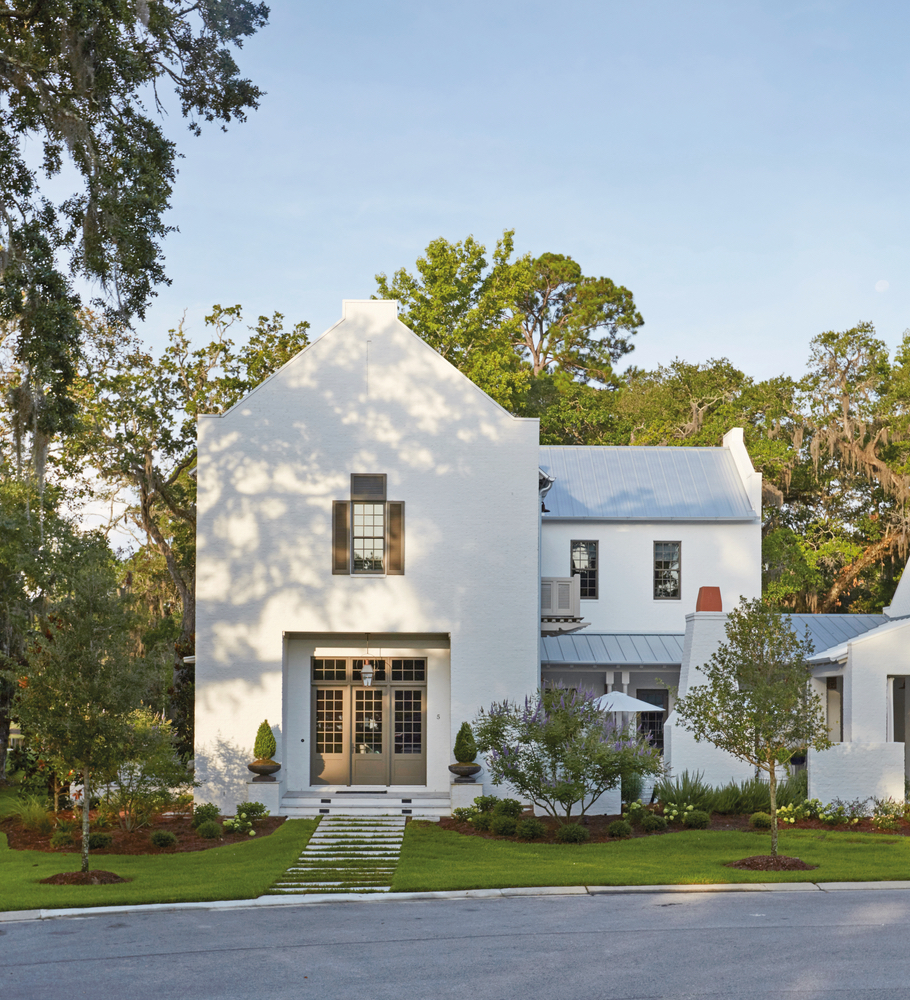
[653,541,680,600]
[571,540,598,599]
[332,474,404,576]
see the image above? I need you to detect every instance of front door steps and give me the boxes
[266,816,407,895]
[280,789,449,819]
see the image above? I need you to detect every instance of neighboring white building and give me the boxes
[194,298,908,816]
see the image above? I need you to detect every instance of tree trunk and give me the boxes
[769,764,778,857]
[818,534,901,613]
[81,768,91,873]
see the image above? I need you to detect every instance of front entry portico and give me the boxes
[311,658,427,786]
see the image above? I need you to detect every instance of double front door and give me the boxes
[311,658,427,786]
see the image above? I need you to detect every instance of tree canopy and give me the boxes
[0,0,269,428]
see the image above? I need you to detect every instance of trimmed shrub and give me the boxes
[555,822,590,844]
[608,819,633,839]
[471,812,493,832]
[50,829,73,848]
[192,802,221,828]
[237,801,269,822]
[490,814,518,836]
[640,812,668,833]
[253,720,277,760]
[492,798,523,818]
[150,830,177,848]
[452,806,477,822]
[683,809,710,830]
[196,819,223,839]
[751,811,772,829]
[453,722,477,763]
[88,832,113,850]
[516,817,546,840]
[473,795,499,813]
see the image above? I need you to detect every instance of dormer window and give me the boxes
[333,475,404,576]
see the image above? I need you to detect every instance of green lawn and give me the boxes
[0,818,317,912]
[390,822,910,891]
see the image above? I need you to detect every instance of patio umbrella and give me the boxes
[593,691,661,713]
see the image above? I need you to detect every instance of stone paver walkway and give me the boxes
[265,815,407,894]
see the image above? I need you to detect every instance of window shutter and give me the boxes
[540,580,553,615]
[332,501,350,574]
[387,501,404,575]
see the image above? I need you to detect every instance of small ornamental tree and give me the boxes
[16,549,153,872]
[473,686,662,824]
[673,598,832,856]
[453,722,477,763]
[253,720,277,761]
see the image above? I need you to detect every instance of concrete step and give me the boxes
[280,791,449,820]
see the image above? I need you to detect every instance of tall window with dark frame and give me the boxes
[653,541,681,600]
[332,474,405,576]
[571,540,598,599]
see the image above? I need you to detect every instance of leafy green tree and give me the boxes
[16,545,155,872]
[511,252,642,382]
[0,0,269,424]
[104,709,193,832]
[375,231,529,411]
[474,686,662,824]
[71,305,310,753]
[673,598,831,856]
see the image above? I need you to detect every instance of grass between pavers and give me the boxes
[390,822,910,891]
[0,818,318,912]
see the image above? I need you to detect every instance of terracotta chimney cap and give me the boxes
[696,586,722,612]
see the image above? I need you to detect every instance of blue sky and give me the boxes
[133,0,910,382]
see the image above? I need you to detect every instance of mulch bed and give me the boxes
[1,810,286,855]
[726,855,818,871]
[40,870,130,885]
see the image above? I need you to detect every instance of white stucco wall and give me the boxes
[808,743,905,805]
[194,300,541,810]
[540,519,760,632]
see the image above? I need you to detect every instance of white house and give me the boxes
[194,298,908,816]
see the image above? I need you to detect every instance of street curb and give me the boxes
[7,880,910,920]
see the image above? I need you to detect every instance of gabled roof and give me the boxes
[538,446,757,520]
[789,613,888,658]
[541,632,685,667]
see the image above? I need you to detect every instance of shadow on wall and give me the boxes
[195,736,251,812]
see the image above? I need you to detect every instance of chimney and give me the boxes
[696,586,722,612]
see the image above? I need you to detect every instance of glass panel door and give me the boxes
[311,688,349,785]
[391,689,426,784]
[351,689,388,783]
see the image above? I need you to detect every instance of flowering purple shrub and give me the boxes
[473,685,662,824]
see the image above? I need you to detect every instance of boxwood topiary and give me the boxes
[751,811,772,829]
[490,814,517,837]
[608,819,633,838]
[196,819,223,839]
[516,817,546,840]
[150,830,178,848]
[639,812,668,833]
[253,720,277,760]
[683,809,710,829]
[555,822,590,844]
[471,812,493,832]
[192,802,221,828]
[492,798,523,818]
[453,722,477,763]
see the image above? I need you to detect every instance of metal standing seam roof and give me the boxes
[788,614,888,656]
[541,632,686,667]
[540,616,887,668]
[538,446,757,520]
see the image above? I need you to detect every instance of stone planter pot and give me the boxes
[448,762,481,784]
[247,758,281,782]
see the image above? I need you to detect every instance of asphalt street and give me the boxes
[3,889,909,1000]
